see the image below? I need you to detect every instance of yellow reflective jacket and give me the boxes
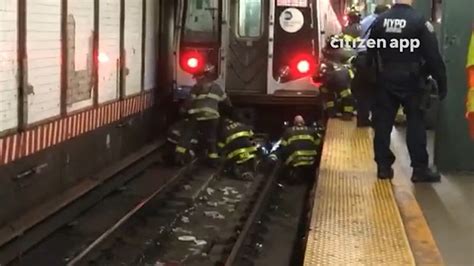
[467,29,474,113]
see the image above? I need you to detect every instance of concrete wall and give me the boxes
[0,0,162,227]
[435,0,474,171]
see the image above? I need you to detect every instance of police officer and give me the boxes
[184,64,232,167]
[352,4,390,127]
[368,0,447,182]
[218,118,257,180]
[270,115,321,184]
[164,118,197,166]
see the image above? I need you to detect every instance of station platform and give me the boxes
[303,119,473,265]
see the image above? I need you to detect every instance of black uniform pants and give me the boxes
[373,88,428,169]
[195,119,218,160]
[352,54,375,123]
[181,118,218,162]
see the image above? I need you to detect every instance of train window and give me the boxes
[238,0,263,38]
[183,0,220,43]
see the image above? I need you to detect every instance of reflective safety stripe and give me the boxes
[340,89,352,98]
[287,134,319,146]
[192,93,225,101]
[167,138,178,144]
[348,69,355,79]
[171,130,181,136]
[467,89,474,113]
[269,154,278,160]
[315,138,321,146]
[227,146,257,160]
[293,160,314,167]
[326,101,335,108]
[344,106,354,112]
[347,56,356,65]
[176,146,187,154]
[208,153,219,159]
[218,142,225,148]
[188,107,219,115]
[190,139,198,144]
[285,150,318,165]
[236,153,256,164]
[226,131,253,145]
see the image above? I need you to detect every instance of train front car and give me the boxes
[174,0,329,134]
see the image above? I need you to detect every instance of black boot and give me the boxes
[341,112,353,121]
[411,167,441,183]
[327,108,337,118]
[377,166,394,180]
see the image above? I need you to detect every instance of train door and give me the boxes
[224,0,268,94]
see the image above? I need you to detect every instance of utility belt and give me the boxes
[379,61,438,111]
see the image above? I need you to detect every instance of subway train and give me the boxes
[165,0,342,128]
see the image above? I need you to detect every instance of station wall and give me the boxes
[0,0,161,227]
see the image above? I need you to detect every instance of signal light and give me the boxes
[297,60,311,74]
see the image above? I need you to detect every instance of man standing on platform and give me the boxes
[368,0,447,182]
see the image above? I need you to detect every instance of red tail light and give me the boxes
[181,51,204,74]
[290,55,315,77]
[187,57,199,69]
[297,60,311,74]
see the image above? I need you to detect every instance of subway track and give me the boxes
[6,147,191,266]
[6,142,317,266]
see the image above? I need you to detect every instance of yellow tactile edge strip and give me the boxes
[392,185,445,265]
[304,119,416,265]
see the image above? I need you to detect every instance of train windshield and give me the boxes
[183,0,220,44]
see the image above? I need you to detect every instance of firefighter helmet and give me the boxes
[193,63,216,78]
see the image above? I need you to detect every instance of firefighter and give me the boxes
[183,64,232,167]
[467,26,474,139]
[368,0,447,182]
[319,63,355,120]
[320,37,356,120]
[270,115,321,184]
[218,118,257,180]
[163,118,197,166]
[343,9,362,40]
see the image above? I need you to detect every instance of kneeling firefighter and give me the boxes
[218,118,257,180]
[164,118,198,166]
[270,116,322,184]
[183,64,232,167]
